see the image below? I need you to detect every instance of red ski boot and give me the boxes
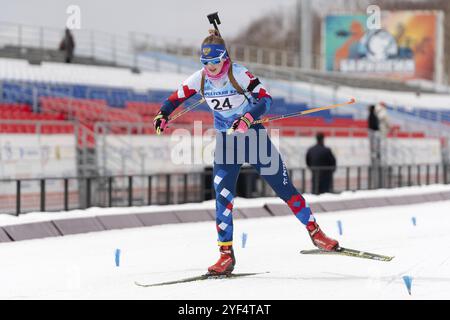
[307,221,339,251]
[207,245,236,275]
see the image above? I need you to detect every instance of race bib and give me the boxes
[205,94,246,112]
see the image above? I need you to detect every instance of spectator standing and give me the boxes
[368,104,380,166]
[59,28,75,63]
[374,102,391,166]
[375,102,390,138]
[306,132,337,195]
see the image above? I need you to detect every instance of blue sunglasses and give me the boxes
[201,57,223,65]
[200,49,228,65]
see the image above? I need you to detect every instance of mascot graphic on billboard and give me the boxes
[325,12,437,80]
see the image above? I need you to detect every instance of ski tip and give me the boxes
[134,281,146,287]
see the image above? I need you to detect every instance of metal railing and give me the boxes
[0,21,311,72]
[3,163,448,215]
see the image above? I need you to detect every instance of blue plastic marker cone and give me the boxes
[402,275,413,295]
[337,220,343,236]
[411,217,417,226]
[115,248,121,267]
[241,233,248,248]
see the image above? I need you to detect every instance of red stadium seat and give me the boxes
[411,132,425,138]
[394,132,410,138]
[352,131,368,137]
[281,130,297,136]
[125,102,161,116]
[334,131,350,137]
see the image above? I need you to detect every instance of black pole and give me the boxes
[357,166,361,190]
[367,166,372,190]
[398,166,402,187]
[108,176,113,207]
[64,178,69,211]
[166,174,170,204]
[40,179,46,212]
[444,164,448,185]
[417,164,421,185]
[345,167,350,191]
[388,166,392,188]
[426,164,430,185]
[378,165,383,189]
[407,165,412,186]
[148,176,152,205]
[16,180,21,216]
[128,176,133,206]
[435,164,439,184]
[86,178,91,208]
[183,174,188,203]
[301,168,306,192]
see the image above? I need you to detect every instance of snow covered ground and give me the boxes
[1,187,450,299]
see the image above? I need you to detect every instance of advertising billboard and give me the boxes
[324,11,443,81]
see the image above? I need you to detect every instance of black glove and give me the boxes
[153,111,169,135]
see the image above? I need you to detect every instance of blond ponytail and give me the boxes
[202,29,225,46]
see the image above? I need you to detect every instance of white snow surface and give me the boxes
[0,185,450,299]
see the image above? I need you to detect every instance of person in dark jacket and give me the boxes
[59,28,75,63]
[306,132,336,194]
[368,105,379,131]
[368,104,380,166]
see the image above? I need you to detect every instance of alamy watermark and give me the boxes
[169,122,281,176]
[66,5,81,30]
[366,5,381,30]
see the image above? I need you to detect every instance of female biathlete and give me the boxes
[153,30,338,275]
